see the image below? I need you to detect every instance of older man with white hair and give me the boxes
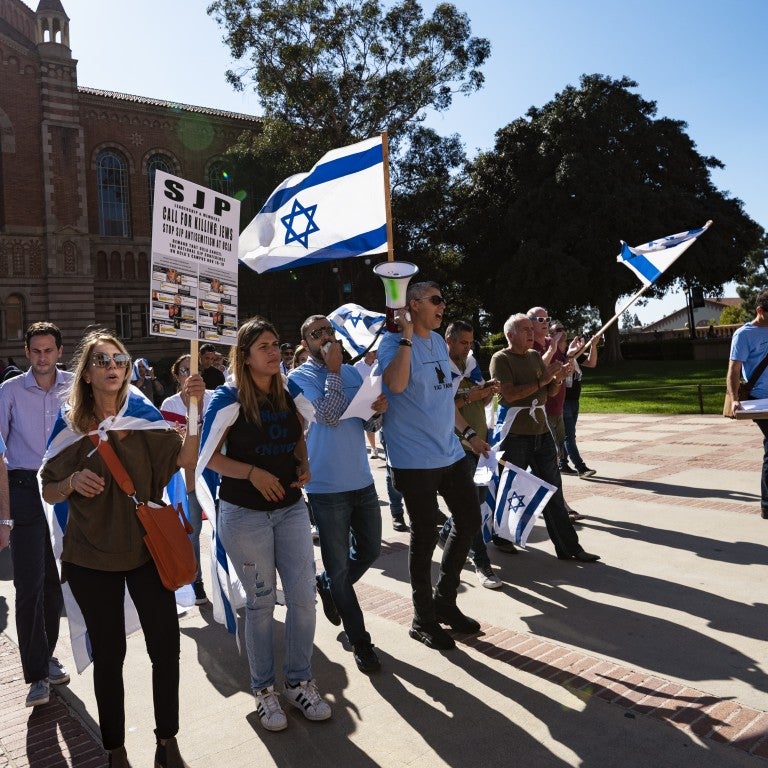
[489,314,599,562]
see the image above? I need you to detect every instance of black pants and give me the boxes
[8,471,64,683]
[392,455,480,624]
[64,559,180,750]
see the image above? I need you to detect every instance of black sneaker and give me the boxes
[492,536,517,554]
[409,621,455,650]
[434,603,481,634]
[392,515,409,532]
[559,464,578,475]
[193,581,208,605]
[316,576,341,626]
[353,640,381,673]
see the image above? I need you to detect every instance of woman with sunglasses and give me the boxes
[202,316,331,732]
[40,330,205,768]
[160,355,213,605]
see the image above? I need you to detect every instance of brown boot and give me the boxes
[154,737,190,768]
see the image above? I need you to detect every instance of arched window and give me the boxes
[146,153,173,215]
[3,294,24,341]
[110,251,122,279]
[96,150,131,237]
[124,252,135,281]
[96,251,107,279]
[137,252,149,280]
[207,159,233,196]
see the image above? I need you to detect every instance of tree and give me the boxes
[457,74,764,360]
[207,0,489,152]
[732,235,768,320]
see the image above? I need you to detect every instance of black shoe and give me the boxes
[108,747,133,768]
[492,536,517,554]
[558,551,600,562]
[353,640,381,673]
[154,737,189,768]
[193,581,208,605]
[392,515,409,532]
[762,507,768,520]
[409,621,456,650]
[434,603,481,634]
[559,464,578,475]
[316,576,341,626]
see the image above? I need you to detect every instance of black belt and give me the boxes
[8,469,38,478]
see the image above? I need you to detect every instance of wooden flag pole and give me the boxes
[381,131,394,262]
[188,339,199,437]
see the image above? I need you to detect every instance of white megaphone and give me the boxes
[372,261,419,332]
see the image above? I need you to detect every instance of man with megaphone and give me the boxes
[378,280,490,651]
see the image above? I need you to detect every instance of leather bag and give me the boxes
[89,433,197,591]
[723,352,768,418]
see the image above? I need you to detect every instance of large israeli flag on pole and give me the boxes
[616,221,712,287]
[239,136,387,274]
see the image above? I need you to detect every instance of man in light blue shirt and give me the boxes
[0,322,73,707]
[727,289,768,517]
[288,315,387,673]
[378,282,490,651]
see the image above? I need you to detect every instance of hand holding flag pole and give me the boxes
[573,221,713,358]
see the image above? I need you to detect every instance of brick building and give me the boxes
[0,0,262,366]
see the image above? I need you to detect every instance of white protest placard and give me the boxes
[150,171,240,342]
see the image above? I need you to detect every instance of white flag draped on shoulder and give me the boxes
[616,221,712,287]
[327,303,385,357]
[239,136,387,274]
[493,463,557,547]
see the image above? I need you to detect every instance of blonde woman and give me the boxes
[41,330,204,768]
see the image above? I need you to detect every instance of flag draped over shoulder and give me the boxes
[40,388,175,673]
[239,136,387,274]
[328,302,385,357]
[194,384,245,636]
[493,463,556,547]
[616,221,712,287]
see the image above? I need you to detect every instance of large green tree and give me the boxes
[457,74,764,358]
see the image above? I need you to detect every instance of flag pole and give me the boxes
[188,339,199,436]
[381,131,394,262]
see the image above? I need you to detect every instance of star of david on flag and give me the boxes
[617,221,712,288]
[493,462,557,547]
[328,303,386,357]
[239,136,387,273]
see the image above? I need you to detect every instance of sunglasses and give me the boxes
[308,326,336,340]
[177,367,190,375]
[418,295,447,306]
[91,353,131,368]
[530,316,551,323]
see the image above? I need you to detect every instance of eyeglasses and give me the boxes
[91,353,131,368]
[308,326,336,340]
[177,368,190,375]
[530,316,551,323]
[418,295,447,306]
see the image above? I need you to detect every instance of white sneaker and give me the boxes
[283,679,332,721]
[254,686,288,731]
[475,564,503,589]
[48,657,70,685]
[25,679,50,707]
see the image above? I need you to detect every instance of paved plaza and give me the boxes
[1,412,768,767]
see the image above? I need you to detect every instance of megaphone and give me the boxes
[373,261,419,332]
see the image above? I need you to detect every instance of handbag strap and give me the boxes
[88,430,138,500]
[744,348,768,394]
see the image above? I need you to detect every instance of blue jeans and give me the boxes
[562,398,587,472]
[218,498,316,691]
[309,483,382,646]
[381,433,404,518]
[392,455,480,623]
[186,490,204,583]
[8,471,64,683]
[499,432,582,558]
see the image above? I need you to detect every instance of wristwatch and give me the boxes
[0,519,13,530]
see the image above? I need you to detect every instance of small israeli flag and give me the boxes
[494,463,556,547]
[328,302,385,357]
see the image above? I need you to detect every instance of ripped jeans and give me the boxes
[218,498,316,691]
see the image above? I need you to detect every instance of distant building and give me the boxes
[640,297,742,334]
[0,0,261,363]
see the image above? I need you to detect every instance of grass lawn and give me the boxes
[579,359,726,415]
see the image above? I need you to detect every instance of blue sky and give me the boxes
[52,0,767,323]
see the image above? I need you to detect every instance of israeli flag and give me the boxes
[239,136,387,274]
[494,463,556,547]
[617,221,712,287]
[328,302,385,357]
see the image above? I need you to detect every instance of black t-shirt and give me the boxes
[201,366,225,390]
[219,394,303,511]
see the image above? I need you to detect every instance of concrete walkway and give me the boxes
[1,413,768,767]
